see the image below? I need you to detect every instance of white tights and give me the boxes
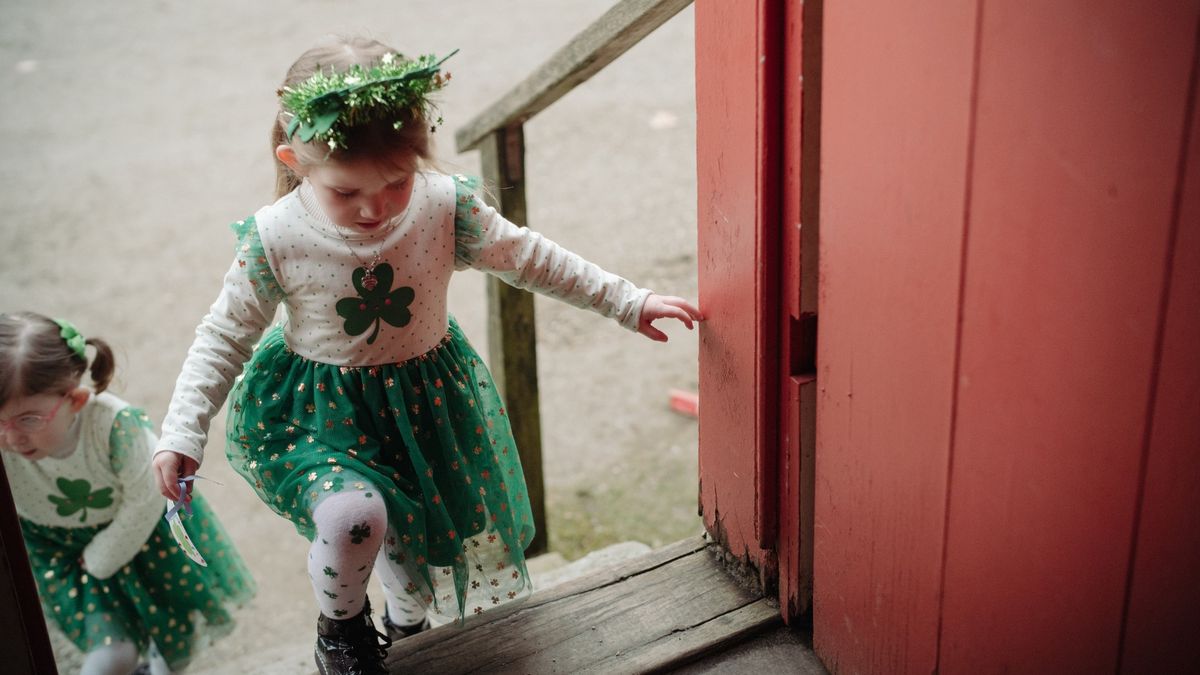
[372,543,427,627]
[80,639,169,674]
[308,489,427,627]
[80,640,137,675]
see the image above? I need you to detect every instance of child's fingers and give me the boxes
[660,305,694,330]
[654,301,701,329]
[641,324,669,342]
[163,470,180,501]
[639,294,703,341]
[182,456,199,496]
[650,295,703,321]
[157,467,178,500]
[152,452,181,500]
[663,296,703,321]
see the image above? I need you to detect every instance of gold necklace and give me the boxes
[302,179,408,291]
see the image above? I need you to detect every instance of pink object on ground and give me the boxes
[668,389,699,418]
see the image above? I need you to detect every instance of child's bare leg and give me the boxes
[308,490,386,619]
[373,540,427,629]
[80,639,138,675]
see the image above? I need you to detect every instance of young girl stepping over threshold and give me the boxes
[152,36,703,675]
[0,313,254,675]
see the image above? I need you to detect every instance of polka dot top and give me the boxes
[2,392,166,580]
[260,171,458,363]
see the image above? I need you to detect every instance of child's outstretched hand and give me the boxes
[638,294,703,342]
[152,450,200,501]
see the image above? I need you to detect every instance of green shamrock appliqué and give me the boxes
[334,263,415,345]
[349,522,372,544]
[47,477,113,522]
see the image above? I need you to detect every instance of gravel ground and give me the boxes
[1,1,700,671]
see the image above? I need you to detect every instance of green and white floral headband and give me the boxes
[280,49,458,151]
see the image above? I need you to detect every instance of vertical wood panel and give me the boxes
[776,0,813,620]
[813,0,977,671]
[695,0,776,565]
[941,2,1200,671]
[1121,28,1200,672]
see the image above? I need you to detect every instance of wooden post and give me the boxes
[478,125,547,557]
[0,461,59,674]
[454,0,698,565]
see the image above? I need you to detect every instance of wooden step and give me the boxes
[385,536,780,673]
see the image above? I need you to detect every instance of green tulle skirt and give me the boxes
[20,493,254,669]
[225,318,535,621]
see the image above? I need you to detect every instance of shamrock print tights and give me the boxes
[307,487,427,624]
[308,490,386,618]
[373,538,427,628]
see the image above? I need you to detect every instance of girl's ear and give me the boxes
[275,144,306,175]
[67,387,89,413]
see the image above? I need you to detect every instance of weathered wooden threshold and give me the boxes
[384,537,780,673]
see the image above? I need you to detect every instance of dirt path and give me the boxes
[1,0,700,671]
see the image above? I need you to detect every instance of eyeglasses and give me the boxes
[0,395,71,435]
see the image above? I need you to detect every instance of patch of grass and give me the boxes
[544,443,701,562]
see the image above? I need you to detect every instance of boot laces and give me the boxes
[319,605,393,675]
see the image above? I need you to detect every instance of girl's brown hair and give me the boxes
[272,36,435,198]
[0,312,115,406]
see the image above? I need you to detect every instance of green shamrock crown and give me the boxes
[280,49,458,151]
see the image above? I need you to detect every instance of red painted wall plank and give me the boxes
[813,1,977,672]
[940,2,1200,672]
[695,0,776,564]
[1120,35,1200,674]
[777,0,813,620]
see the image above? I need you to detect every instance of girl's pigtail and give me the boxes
[85,337,115,394]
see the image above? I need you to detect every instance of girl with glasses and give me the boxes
[0,312,255,675]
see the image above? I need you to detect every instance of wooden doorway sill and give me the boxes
[384,536,780,673]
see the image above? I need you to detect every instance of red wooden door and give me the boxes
[695,0,816,620]
[815,1,1200,672]
[777,0,820,621]
[695,0,779,581]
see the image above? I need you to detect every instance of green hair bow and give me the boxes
[53,319,87,360]
[280,49,458,151]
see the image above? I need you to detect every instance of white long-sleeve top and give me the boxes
[2,392,165,580]
[159,172,651,465]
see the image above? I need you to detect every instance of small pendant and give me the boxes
[362,270,378,291]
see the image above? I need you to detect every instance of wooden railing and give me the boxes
[455,0,694,556]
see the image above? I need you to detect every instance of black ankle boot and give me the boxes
[314,598,392,675]
[381,607,430,642]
